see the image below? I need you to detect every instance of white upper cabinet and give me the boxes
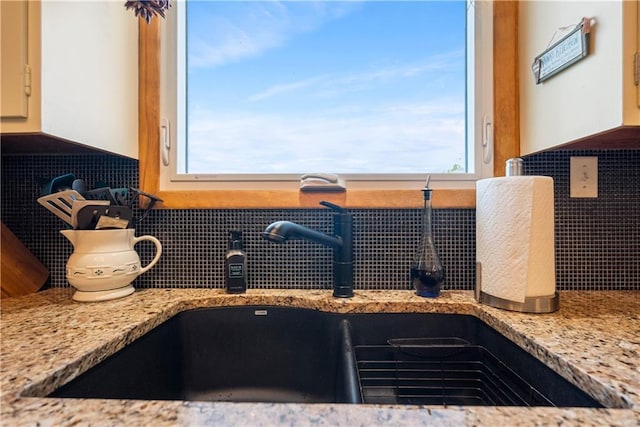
[519,0,639,154]
[0,1,139,159]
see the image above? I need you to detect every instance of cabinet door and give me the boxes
[637,0,640,109]
[519,1,639,154]
[40,1,138,158]
[623,0,640,118]
[1,0,29,118]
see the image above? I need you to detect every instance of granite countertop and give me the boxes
[1,289,639,426]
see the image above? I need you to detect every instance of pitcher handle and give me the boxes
[133,235,163,274]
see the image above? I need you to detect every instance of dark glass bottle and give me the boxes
[411,181,445,297]
[225,230,247,294]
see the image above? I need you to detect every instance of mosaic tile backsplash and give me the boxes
[1,149,638,292]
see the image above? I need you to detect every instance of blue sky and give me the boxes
[185,1,466,174]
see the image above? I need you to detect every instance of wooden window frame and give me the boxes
[138,2,518,209]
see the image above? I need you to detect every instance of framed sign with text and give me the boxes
[532,17,592,84]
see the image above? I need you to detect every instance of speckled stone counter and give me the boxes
[1,289,639,426]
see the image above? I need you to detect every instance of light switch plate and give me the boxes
[570,156,598,198]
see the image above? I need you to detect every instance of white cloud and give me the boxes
[248,50,464,102]
[248,75,329,102]
[186,98,465,174]
[188,1,363,69]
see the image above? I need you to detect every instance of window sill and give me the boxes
[151,188,475,209]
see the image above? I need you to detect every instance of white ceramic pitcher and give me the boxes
[61,229,162,302]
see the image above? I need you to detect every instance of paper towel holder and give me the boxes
[475,263,559,313]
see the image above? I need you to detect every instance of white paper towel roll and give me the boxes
[476,176,556,303]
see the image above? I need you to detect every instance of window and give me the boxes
[158,0,494,195]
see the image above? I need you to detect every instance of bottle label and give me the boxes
[228,263,244,278]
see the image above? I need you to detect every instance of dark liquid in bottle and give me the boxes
[411,266,445,297]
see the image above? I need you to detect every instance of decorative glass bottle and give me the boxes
[411,178,445,297]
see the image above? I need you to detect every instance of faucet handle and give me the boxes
[320,200,348,214]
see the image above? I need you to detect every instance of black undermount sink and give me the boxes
[48,307,602,407]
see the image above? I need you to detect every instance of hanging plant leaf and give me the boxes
[125,0,171,24]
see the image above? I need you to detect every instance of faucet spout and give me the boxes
[262,202,354,298]
[262,221,343,249]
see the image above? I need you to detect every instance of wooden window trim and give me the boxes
[138,2,518,209]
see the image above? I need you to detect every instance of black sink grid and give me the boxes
[47,307,602,408]
[356,339,555,406]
